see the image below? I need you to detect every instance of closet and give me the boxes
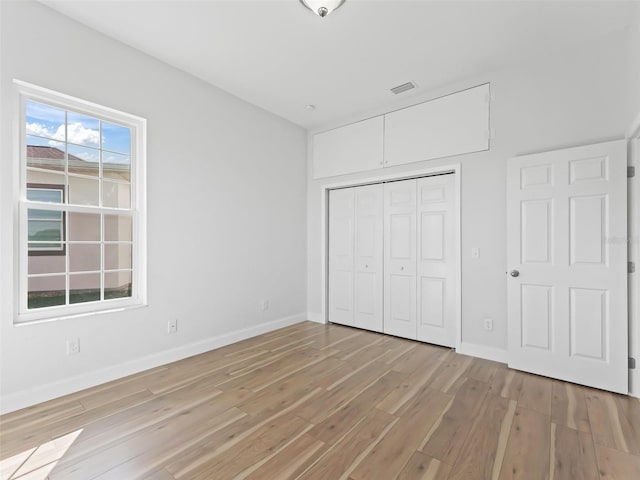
[328,173,457,347]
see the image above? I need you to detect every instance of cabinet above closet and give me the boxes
[312,83,491,179]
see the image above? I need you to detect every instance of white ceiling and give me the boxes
[42,0,635,130]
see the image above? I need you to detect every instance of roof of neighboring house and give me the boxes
[27,145,128,174]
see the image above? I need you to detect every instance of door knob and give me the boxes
[510,270,520,277]
[400,266,405,271]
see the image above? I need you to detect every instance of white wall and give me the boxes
[628,4,640,130]
[307,29,629,358]
[0,1,307,413]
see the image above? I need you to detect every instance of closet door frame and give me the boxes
[320,163,462,350]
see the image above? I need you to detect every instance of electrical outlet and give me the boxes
[262,300,269,311]
[168,319,178,334]
[66,338,80,356]
[483,318,493,331]
[472,247,480,259]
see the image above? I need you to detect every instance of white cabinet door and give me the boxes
[507,140,628,393]
[417,174,456,347]
[354,184,384,332]
[384,84,490,167]
[384,179,417,339]
[313,117,384,179]
[328,188,355,326]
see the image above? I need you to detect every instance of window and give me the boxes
[17,81,146,322]
[27,184,65,255]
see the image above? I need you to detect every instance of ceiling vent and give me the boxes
[390,81,417,95]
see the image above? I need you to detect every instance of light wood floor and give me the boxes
[1,322,639,480]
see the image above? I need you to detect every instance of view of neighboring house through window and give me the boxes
[19,85,146,322]
[27,184,65,253]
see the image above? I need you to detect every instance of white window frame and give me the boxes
[15,80,147,323]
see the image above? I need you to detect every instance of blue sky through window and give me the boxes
[26,100,131,163]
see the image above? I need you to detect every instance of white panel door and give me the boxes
[507,140,628,393]
[417,174,456,347]
[313,117,384,179]
[384,179,417,339]
[328,188,355,326]
[384,84,490,167]
[354,184,384,332]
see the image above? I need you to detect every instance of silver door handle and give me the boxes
[510,270,520,277]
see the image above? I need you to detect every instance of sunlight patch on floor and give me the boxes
[0,428,82,480]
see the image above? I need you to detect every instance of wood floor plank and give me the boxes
[550,423,599,480]
[296,409,397,480]
[292,361,391,424]
[396,451,451,480]
[307,370,405,444]
[594,443,640,479]
[518,373,552,416]
[387,342,444,374]
[139,467,176,479]
[585,388,640,454]
[166,387,320,479]
[466,358,502,384]
[376,355,443,415]
[488,367,525,400]
[49,406,247,480]
[349,387,451,480]
[243,433,325,480]
[551,381,590,433]
[446,393,510,480]
[421,378,490,464]
[184,413,312,480]
[498,406,551,480]
[428,352,473,394]
[2,321,638,480]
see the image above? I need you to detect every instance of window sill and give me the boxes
[15,301,148,326]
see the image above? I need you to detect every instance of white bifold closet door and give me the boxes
[383,179,418,339]
[383,175,456,346]
[329,174,456,346]
[328,184,384,330]
[354,184,384,332]
[416,174,456,346]
[328,188,355,326]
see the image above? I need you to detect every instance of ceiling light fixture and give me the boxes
[299,0,345,18]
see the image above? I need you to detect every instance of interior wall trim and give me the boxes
[0,312,307,415]
[457,341,508,364]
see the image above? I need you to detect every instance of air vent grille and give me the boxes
[390,81,417,94]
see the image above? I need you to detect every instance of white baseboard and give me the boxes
[458,341,508,364]
[307,311,325,324]
[0,312,307,415]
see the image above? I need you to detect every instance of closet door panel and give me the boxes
[384,180,417,339]
[354,184,384,332]
[329,188,355,326]
[417,174,456,346]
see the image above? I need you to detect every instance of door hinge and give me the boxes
[629,262,636,274]
[628,166,635,178]
[630,357,636,369]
